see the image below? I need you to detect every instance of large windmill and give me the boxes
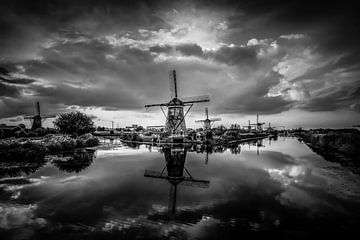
[24,102,56,130]
[145,70,209,137]
[249,114,265,132]
[195,107,221,131]
[144,146,210,215]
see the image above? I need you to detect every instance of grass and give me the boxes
[0,134,99,162]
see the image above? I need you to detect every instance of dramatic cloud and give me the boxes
[0,0,359,127]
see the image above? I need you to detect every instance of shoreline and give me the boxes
[296,131,360,174]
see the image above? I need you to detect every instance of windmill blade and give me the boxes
[195,120,205,123]
[169,70,178,99]
[209,118,221,122]
[180,177,210,188]
[205,107,209,119]
[144,103,168,108]
[144,105,159,112]
[35,102,41,115]
[181,95,210,104]
[42,114,57,119]
[144,170,167,179]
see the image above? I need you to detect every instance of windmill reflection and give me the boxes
[144,145,210,216]
[245,139,264,155]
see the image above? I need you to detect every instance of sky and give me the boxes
[0,0,359,129]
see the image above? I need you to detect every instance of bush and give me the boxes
[0,139,47,162]
[53,111,95,136]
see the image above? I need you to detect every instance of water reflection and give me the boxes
[0,162,46,179]
[144,145,210,217]
[51,149,96,173]
[1,137,360,239]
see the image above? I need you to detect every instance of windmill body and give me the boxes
[24,102,56,130]
[145,70,209,136]
[195,107,221,131]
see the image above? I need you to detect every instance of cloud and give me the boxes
[210,45,257,66]
[175,44,204,57]
[0,82,20,97]
[280,34,306,40]
[0,0,360,126]
[0,203,46,229]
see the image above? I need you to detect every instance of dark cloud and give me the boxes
[216,71,295,114]
[223,95,294,114]
[0,0,359,125]
[149,44,173,54]
[0,78,36,85]
[0,82,20,97]
[300,86,360,112]
[210,45,257,66]
[175,44,204,57]
[0,66,37,85]
[0,67,10,75]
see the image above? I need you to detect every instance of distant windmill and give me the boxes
[145,70,209,136]
[249,114,265,132]
[24,102,56,129]
[195,107,221,130]
[144,146,210,215]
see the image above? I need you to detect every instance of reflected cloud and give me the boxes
[97,146,149,157]
[267,165,311,186]
[0,203,46,230]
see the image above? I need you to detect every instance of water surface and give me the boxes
[1,138,360,239]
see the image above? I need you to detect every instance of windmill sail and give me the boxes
[169,70,178,99]
[209,118,221,121]
[36,102,41,115]
[181,95,210,104]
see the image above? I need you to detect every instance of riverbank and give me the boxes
[296,129,360,174]
[0,134,99,162]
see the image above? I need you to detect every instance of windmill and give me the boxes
[145,70,209,137]
[144,146,210,215]
[24,102,56,130]
[249,114,265,132]
[195,107,221,131]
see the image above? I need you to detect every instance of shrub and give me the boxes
[0,139,46,162]
[53,111,95,136]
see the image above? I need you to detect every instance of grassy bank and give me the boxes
[296,130,360,173]
[0,134,99,162]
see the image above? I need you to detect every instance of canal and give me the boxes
[1,137,360,239]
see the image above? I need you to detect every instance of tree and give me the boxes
[136,126,144,132]
[54,111,95,136]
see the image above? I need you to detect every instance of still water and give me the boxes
[1,138,360,239]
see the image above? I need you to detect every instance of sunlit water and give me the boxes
[1,137,360,239]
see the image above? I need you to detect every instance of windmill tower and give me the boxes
[24,102,56,129]
[195,107,221,131]
[144,146,209,215]
[145,70,209,136]
[249,114,265,132]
